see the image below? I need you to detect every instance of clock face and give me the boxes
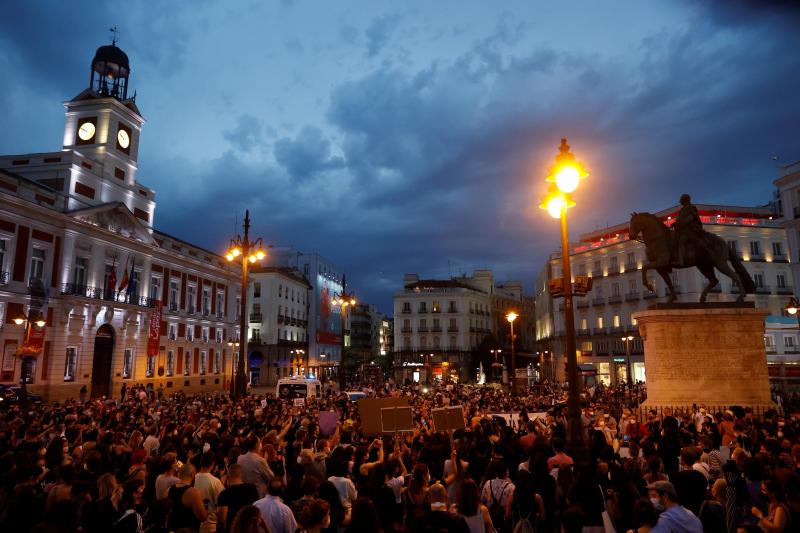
[117,129,130,149]
[77,122,96,141]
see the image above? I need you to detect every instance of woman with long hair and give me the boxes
[455,478,494,533]
[319,480,348,532]
[229,505,270,533]
[345,497,383,533]
[403,463,431,529]
[113,479,145,533]
[751,479,790,532]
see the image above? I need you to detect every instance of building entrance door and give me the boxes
[91,324,115,398]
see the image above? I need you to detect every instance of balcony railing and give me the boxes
[202,308,211,317]
[625,262,637,271]
[61,283,159,309]
[418,327,429,332]
[625,292,640,301]
[418,308,428,314]
[216,311,225,319]
[169,302,179,311]
[777,285,794,295]
[249,313,263,322]
[0,271,8,285]
[755,285,772,294]
[401,308,411,314]
[577,329,590,336]
[431,326,442,332]
[749,253,765,262]
[591,270,603,277]
[448,326,458,332]
[592,297,606,306]
[773,254,788,263]
[401,327,412,333]
[576,298,589,309]
[643,292,658,299]
[608,295,622,304]
[447,307,458,313]
[592,327,607,335]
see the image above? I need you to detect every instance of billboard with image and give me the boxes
[316,274,342,344]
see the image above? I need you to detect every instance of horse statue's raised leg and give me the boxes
[641,261,657,293]
[657,268,676,303]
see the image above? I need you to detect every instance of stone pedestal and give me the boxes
[632,305,774,409]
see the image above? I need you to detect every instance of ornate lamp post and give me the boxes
[13,311,46,409]
[506,312,519,390]
[224,210,266,400]
[782,297,799,390]
[538,138,589,462]
[332,277,356,391]
[490,348,502,383]
[621,335,634,385]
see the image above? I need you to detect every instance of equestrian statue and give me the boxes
[629,194,756,303]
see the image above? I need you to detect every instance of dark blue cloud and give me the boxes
[0,1,798,313]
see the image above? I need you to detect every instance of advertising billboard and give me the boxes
[316,274,342,345]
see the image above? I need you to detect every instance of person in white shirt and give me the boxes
[142,426,159,457]
[154,453,180,499]
[194,452,225,533]
[327,460,357,511]
[254,478,297,533]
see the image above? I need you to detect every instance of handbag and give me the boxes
[599,485,617,533]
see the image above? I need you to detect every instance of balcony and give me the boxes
[402,308,412,314]
[577,329,590,337]
[447,307,458,314]
[607,295,622,304]
[432,308,441,314]
[418,308,429,314]
[61,283,159,309]
[431,326,442,332]
[610,326,625,334]
[776,285,794,295]
[251,336,262,344]
[401,327,412,333]
[0,271,8,285]
[773,254,789,263]
[592,327,607,335]
[448,326,458,332]
[202,308,211,317]
[249,313,263,322]
[755,285,772,295]
[592,297,606,306]
[625,262,637,271]
[418,326,429,333]
[188,305,196,314]
[169,301,179,311]
[591,269,603,277]
[576,298,589,309]
[625,292,640,301]
[643,292,658,299]
[216,311,225,319]
[750,253,765,262]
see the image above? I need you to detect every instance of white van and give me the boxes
[276,377,322,400]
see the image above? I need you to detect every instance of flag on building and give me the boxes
[126,256,137,297]
[118,256,130,292]
[107,254,118,293]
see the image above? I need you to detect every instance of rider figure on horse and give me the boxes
[673,193,703,266]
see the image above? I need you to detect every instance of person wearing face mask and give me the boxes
[750,479,790,533]
[647,480,702,533]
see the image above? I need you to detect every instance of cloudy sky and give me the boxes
[1,0,798,313]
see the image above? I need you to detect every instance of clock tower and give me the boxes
[62,41,145,189]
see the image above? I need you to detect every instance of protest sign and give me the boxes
[358,397,411,436]
[381,406,415,433]
[319,411,338,436]
[432,405,465,432]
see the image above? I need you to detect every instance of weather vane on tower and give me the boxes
[110,26,120,46]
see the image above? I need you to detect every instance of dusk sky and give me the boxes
[1,1,799,313]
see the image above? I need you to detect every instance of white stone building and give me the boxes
[245,266,311,386]
[392,270,523,383]
[536,202,795,387]
[0,43,239,401]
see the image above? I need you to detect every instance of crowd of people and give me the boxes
[0,379,799,533]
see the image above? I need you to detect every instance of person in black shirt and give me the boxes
[217,464,259,533]
[419,483,469,533]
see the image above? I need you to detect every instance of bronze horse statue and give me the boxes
[629,212,755,303]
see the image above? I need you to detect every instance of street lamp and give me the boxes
[538,137,589,462]
[506,312,519,390]
[490,348,502,383]
[224,210,266,400]
[782,297,799,391]
[291,349,305,376]
[13,311,47,408]
[331,276,356,390]
[621,335,634,385]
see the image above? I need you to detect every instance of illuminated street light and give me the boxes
[224,210,266,400]
[538,137,589,462]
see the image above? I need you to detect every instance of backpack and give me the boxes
[487,480,508,528]
[513,512,536,533]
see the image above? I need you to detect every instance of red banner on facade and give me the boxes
[147,301,163,356]
[23,326,46,355]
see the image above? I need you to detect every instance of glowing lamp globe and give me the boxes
[555,166,580,193]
